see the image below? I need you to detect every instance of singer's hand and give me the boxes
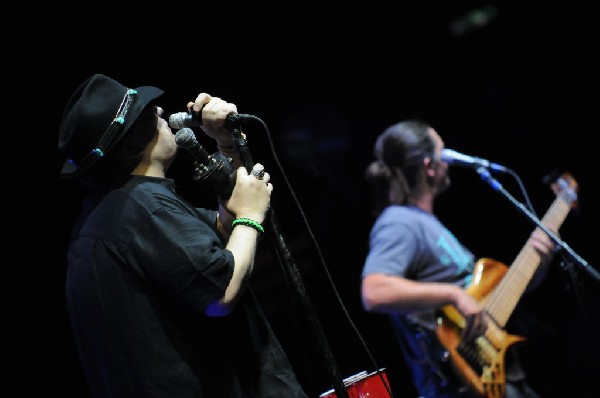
[187,93,238,147]
[225,164,272,224]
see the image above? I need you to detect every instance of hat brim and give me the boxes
[60,85,163,179]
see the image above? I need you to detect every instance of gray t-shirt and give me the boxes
[362,204,475,317]
[361,205,531,397]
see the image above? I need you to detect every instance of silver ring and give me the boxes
[251,168,265,180]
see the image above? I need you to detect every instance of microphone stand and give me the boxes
[232,128,350,398]
[476,167,599,283]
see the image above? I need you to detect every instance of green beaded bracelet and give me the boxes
[232,218,265,235]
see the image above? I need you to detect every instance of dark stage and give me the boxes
[53,3,599,397]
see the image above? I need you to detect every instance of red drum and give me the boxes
[319,369,391,398]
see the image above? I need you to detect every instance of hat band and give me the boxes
[70,88,138,170]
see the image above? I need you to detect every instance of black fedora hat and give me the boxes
[58,74,164,178]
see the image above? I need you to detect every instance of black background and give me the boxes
[52,3,599,397]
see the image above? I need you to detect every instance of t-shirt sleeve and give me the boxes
[362,217,417,278]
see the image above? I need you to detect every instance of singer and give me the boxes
[58,74,307,398]
[360,119,558,398]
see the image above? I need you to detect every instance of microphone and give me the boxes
[169,111,255,130]
[175,128,211,165]
[441,148,508,172]
[175,128,236,198]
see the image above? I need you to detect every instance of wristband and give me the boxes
[217,144,236,154]
[218,133,246,154]
[232,217,264,235]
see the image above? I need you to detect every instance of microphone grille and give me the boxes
[168,112,186,129]
[440,148,455,162]
[174,128,197,149]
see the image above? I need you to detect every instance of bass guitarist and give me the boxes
[360,120,558,398]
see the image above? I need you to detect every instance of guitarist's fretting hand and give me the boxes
[451,225,558,341]
[452,287,487,340]
[527,224,558,291]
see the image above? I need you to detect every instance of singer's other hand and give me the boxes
[187,93,238,146]
[226,164,272,224]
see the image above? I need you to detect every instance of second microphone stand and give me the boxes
[476,167,599,282]
[232,128,350,398]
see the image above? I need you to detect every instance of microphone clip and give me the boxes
[192,152,236,199]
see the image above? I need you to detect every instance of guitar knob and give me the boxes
[440,350,450,362]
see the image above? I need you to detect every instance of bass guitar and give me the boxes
[435,172,578,397]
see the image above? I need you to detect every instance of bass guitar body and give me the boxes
[436,258,523,398]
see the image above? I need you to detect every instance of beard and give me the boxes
[435,172,451,196]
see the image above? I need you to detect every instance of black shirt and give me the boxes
[65,175,306,397]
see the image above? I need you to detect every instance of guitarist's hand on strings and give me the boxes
[527,223,559,290]
[452,287,487,340]
[529,225,558,265]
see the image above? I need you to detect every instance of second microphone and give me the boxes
[175,127,236,198]
[169,111,255,130]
